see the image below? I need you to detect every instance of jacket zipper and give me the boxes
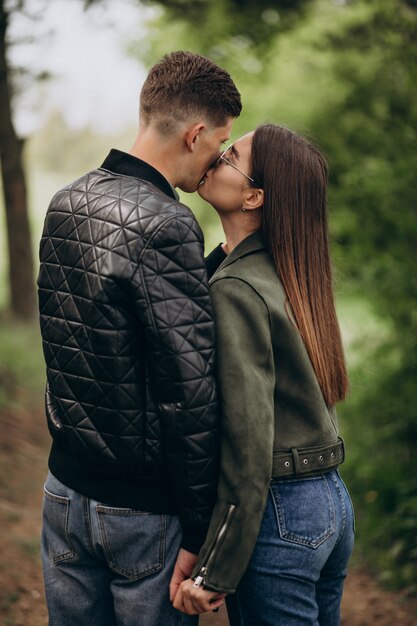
[193,504,236,588]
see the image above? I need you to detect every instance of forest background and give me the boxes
[0,0,416,617]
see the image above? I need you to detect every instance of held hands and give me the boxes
[169,548,227,615]
[173,578,227,615]
[169,548,198,604]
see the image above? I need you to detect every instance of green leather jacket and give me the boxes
[191,231,344,593]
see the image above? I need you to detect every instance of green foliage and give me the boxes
[340,340,417,592]
[136,0,313,52]
[316,0,417,325]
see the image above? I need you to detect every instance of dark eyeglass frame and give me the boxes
[215,144,255,184]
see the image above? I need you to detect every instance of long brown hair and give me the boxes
[251,124,348,406]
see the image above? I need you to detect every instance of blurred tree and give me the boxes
[0,0,36,319]
[313,0,417,591]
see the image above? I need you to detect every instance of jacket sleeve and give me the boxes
[132,213,219,554]
[191,276,275,592]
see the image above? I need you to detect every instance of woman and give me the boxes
[172,124,355,625]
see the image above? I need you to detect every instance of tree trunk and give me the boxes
[0,0,36,320]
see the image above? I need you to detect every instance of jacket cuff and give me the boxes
[180,526,208,555]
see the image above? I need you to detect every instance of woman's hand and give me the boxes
[173,578,227,615]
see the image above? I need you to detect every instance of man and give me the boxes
[37,50,241,626]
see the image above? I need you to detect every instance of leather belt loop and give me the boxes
[337,439,345,467]
[291,447,300,475]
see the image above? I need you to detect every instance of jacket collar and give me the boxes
[100,149,179,201]
[212,230,265,277]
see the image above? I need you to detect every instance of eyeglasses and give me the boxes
[215,144,255,184]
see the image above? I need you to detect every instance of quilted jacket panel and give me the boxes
[38,168,219,528]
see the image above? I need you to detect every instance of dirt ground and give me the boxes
[1,402,416,626]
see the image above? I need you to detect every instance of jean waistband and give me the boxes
[272,438,345,479]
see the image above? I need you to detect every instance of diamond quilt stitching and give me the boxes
[38,169,219,523]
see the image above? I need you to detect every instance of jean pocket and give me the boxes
[271,476,335,548]
[96,505,166,581]
[43,487,75,563]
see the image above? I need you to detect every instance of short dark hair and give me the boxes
[140,51,241,135]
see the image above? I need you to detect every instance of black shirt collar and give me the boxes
[100,149,179,201]
[205,244,227,280]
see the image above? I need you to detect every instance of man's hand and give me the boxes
[173,578,227,615]
[169,549,198,603]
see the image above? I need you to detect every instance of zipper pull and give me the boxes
[193,567,207,588]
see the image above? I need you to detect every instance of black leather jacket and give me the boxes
[37,150,219,552]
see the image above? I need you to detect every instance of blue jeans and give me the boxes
[41,472,198,626]
[232,470,354,626]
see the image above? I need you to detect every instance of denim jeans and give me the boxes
[41,472,198,626]
[232,470,354,626]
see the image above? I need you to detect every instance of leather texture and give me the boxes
[38,168,219,529]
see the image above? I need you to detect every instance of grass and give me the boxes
[0,318,44,408]
[17,538,41,559]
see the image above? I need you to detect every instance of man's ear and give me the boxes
[184,123,205,152]
[242,187,264,211]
